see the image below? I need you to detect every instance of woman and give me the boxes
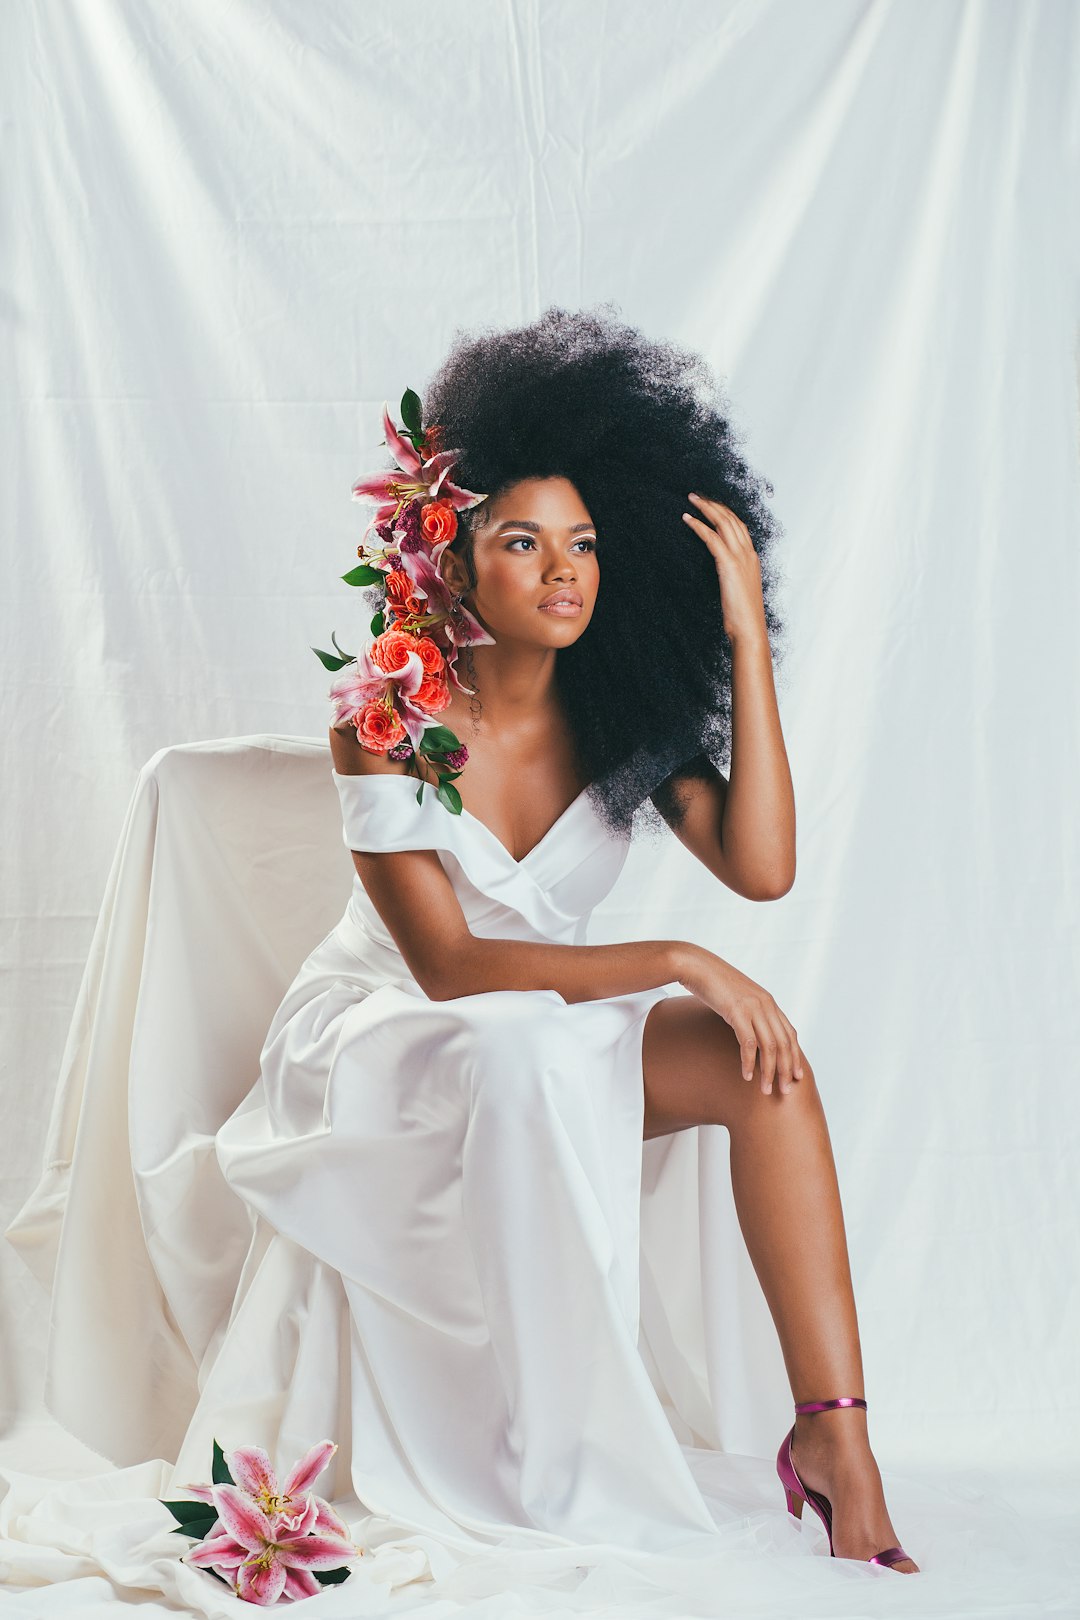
[207,303,916,1591]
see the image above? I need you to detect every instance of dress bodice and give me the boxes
[331,768,630,959]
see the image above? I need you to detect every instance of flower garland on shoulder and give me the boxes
[313,389,491,815]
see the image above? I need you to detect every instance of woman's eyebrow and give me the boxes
[495,520,596,533]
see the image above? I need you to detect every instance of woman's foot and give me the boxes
[789,1411,919,1573]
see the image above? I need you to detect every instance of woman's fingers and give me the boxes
[766,1011,795,1094]
[750,1012,779,1094]
[752,1006,803,1095]
[731,1016,758,1082]
[732,999,805,1095]
[776,1010,805,1081]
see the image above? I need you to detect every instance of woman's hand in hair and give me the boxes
[681,492,768,646]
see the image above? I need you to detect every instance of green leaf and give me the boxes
[168,1516,219,1541]
[314,1566,353,1586]
[330,629,353,660]
[161,1499,219,1538]
[311,645,352,671]
[414,781,425,806]
[369,610,385,636]
[399,388,423,437]
[436,780,463,815]
[418,724,460,755]
[342,563,384,587]
[212,1439,235,1487]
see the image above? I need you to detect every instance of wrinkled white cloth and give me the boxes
[187,768,715,1550]
[3,745,1076,1616]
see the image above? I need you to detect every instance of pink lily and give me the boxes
[185,1482,358,1606]
[351,402,488,530]
[180,1439,350,1542]
[395,682,457,751]
[191,1515,247,1573]
[387,547,492,698]
[327,643,457,750]
[327,643,425,728]
[394,546,494,659]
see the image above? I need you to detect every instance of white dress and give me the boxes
[196,767,724,1557]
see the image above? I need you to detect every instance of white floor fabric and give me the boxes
[1,1417,1077,1617]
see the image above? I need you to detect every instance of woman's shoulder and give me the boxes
[328,723,411,780]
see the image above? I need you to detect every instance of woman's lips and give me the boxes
[538,592,583,616]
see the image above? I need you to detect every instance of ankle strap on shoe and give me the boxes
[794,1396,867,1414]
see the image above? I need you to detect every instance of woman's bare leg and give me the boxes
[641,996,918,1571]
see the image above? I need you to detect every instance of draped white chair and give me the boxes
[5,735,354,1468]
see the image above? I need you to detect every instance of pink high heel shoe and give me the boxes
[776,1396,913,1569]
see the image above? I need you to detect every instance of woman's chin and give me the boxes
[535,604,592,642]
[480,606,593,649]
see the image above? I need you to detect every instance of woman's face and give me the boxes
[441,476,599,646]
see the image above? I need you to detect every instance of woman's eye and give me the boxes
[504,535,596,552]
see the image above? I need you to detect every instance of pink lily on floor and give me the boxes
[190,1515,247,1574]
[180,1439,351,1541]
[185,1482,359,1605]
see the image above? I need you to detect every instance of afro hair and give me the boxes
[419,301,789,843]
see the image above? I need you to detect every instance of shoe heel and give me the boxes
[775,1395,916,1571]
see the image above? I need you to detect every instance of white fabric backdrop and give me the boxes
[2,0,1079,1609]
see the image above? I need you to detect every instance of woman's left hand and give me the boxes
[681,491,767,644]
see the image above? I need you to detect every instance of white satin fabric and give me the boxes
[4,742,1071,1615]
[201,767,711,1552]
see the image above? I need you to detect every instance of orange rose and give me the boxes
[412,673,451,715]
[414,636,445,676]
[369,627,420,674]
[385,568,423,617]
[355,701,406,753]
[420,499,458,545]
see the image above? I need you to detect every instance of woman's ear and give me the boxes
[439,545,468,596]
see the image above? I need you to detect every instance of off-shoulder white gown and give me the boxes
[195,768,726,1558]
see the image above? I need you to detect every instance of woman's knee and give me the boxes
[644,996,819,1131]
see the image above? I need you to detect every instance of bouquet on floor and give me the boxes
[312,387,492,814]
[160,1437,361,1605]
